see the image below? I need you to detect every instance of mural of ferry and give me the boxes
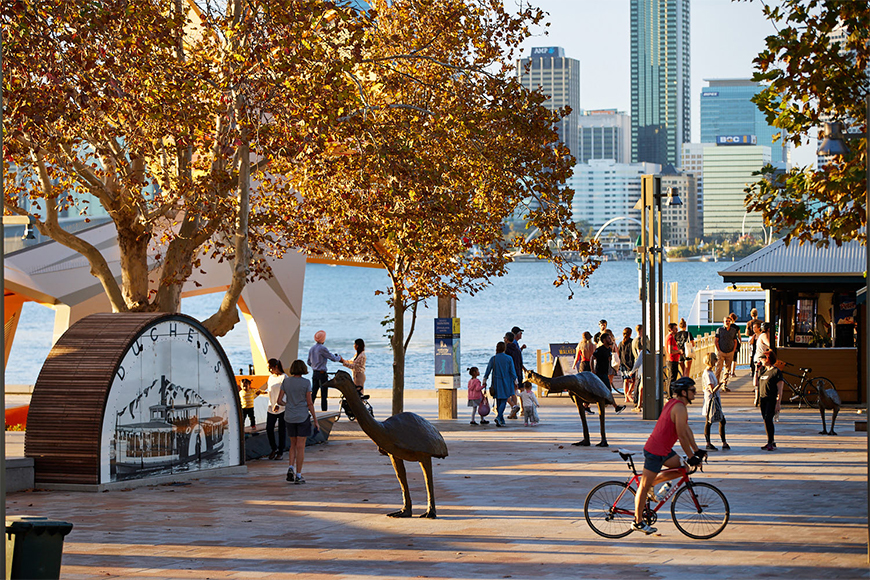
[111,375,228,480]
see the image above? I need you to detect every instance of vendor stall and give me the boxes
[719,238,865,403]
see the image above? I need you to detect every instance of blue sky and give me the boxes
[515,0,817,167]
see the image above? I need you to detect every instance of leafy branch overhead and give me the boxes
[268,0,600,413]
[743,0,870,246]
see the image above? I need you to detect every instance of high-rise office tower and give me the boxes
[518,47,581,160]
[577,110,632,164]
[630,0,690,167]
[700,79,789,164]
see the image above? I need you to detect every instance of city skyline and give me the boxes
[516,0,817,167]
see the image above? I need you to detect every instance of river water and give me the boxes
[6,260,730,389]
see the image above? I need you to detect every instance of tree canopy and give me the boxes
[274,0,599,412]
[3,0,366,333]
[744,0,870,246]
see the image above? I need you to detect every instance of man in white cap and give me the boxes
[308,330,343,411]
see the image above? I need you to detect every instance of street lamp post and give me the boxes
[636,176,682,420]
[816,98,870,562]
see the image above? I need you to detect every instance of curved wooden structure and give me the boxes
[25,313,244,487]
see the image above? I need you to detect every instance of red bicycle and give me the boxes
[584,448,730,539]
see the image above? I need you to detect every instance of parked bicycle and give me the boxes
[338,390,374,422]
[777,361,834,409]
[584,448,730,539]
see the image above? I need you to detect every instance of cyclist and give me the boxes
[633,377,707,535]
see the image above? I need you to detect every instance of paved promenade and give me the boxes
[6,374,870,579]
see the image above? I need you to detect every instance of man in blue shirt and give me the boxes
[307,330,343,411]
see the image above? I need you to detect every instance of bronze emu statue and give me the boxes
[525,369,618,447]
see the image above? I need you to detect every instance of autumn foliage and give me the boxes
[745,0,870,246]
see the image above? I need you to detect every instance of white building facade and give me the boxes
[702,142,771,238]
[569,159,661,238]
[577,110,631,164]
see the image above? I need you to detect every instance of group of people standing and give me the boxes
[238,330,368,485]
[467,326,540,427]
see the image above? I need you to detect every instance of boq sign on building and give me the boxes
[25,313,244,490]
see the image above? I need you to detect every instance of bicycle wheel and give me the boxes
[671,482,729,539]
[584,481,637,539]
[806,378,832,409]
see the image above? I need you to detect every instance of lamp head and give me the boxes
[817,121,851,156]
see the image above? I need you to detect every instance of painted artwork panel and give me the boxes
[100,319,241,483]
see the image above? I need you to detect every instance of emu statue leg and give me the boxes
[387,455,412,518]
[819,407,828,435]
[595,401,609,447]
[418,456,437,519]
[571,397,591,446]
[829,406,839,436]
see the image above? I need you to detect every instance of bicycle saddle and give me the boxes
[615,448,636,459]
[361,394,370,400]
[800,367,812,373]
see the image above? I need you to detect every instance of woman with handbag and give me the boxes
[676,318,696,378]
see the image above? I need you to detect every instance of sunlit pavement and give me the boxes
[6,372,869,579]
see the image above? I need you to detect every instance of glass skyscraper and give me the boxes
[700,79,788,164]
[630,0,690,167]
[518,47,581,160]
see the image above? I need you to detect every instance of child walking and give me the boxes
[520,382,540,426]
[467,367,488,425]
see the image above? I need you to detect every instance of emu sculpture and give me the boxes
[525,369,618,447]
[818,382,841,436]
[324,370,449,518]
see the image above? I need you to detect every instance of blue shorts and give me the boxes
[286,417,312,438]
[643,449,677,473]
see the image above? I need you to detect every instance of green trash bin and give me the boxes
[5,516,73,580]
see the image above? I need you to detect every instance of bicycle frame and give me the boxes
[613,453,695,515]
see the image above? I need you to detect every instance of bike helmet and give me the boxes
[670,377,696,398]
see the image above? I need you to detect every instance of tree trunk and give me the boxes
[201,125,250,337]
[391,287,405,416]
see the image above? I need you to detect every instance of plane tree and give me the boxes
[743,0,870,246]
[272,0,600,414]
[3,0,367,334]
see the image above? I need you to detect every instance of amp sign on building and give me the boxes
[716,134,757,146]
[531,46,565,58]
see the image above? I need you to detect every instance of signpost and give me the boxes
[435,297,460,419]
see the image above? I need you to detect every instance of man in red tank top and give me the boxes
[633,377,705,534]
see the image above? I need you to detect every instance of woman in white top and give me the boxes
[342,339,367,392]
[702,352,730,451]
[266,358,287,460]
[751,321,771,407]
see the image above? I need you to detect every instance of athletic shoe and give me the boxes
[480,419,490,424]
[470,420,478,425]
[268,450,277,460]
[646,489,659,503]
[274,453,283,461]
[705,443,718,451]
[614,405,626,414]
[286,466,295,482]
[722,443,731,450]
[632,521,657,535]
[761,444,775,451]
[294,474,305,485]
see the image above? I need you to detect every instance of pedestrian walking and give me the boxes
[520,382,540,426]
[618,327,636,405]
[675,318,695,378]
[276,360,320,484]
[701,352,730,451]
[665,322,681,390]
[482,341,518,427]
[714,316,740,389]
[504,329,524,419]
[572,331,595,372]
[266,359,287,460]
[756,351,785,451]
[467,366,487,425]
